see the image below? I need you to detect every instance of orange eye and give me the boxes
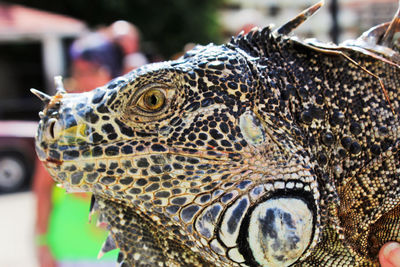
[139,89,165,111]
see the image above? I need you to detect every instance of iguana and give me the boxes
[32,2,400,266]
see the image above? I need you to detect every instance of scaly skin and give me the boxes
[34,3,400,266]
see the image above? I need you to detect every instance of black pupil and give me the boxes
[149,94,158,106]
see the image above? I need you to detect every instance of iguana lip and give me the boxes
[45,156,63,166]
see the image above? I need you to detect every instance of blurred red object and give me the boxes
[0,3,85,36]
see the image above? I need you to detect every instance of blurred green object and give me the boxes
[48,186,119,260]
[5,0,224,58]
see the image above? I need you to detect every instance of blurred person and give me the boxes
[107,20,148,73]
[67,32,123,92]
[380,242,400,267]
[34,32,123,267]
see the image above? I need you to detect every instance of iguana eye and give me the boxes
[138,88,166,112]
[125,84,174,121]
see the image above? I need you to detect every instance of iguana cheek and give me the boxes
[248,197,314,267]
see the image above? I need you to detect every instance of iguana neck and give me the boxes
[251,37,400,190]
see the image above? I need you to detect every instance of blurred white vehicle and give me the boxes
[0,121,37,193]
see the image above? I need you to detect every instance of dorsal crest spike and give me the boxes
[380,4,400,50]
[228,25,275,58]
[249,26,260,33]
[236,30,245,40]
[275,1,324,36]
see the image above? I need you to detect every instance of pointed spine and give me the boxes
[381,4,400,49]
[97,234,118,259]
[275,1,324,35]
[88,194,98,223]
[30,88,51,103]
[54,76,66,94]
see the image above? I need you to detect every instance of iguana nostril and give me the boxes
[46,118,58,140]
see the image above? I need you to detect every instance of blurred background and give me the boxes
[0,0,397,266]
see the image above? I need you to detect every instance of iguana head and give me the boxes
[35,39,320,265]
[33,1,400,266]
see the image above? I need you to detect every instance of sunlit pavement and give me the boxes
[0,192,39,267]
